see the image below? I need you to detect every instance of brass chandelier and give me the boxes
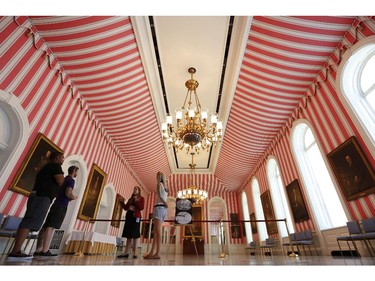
[177,152,208,204]
[161,67,223,153]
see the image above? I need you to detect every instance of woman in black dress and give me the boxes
[118,186,144,258]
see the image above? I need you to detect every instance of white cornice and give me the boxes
[210,16,253,173]
[130,16,177,172]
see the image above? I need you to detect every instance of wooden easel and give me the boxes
[165,224,198,257]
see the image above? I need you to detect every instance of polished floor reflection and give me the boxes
[1,252,375,266]
[1,253,374,281]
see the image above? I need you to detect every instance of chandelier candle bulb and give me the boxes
[176,109,183,120]
[166,115,173,124]
[201,109,208,120]
[217,121,223,130]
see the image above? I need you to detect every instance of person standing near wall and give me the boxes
[8,151,65,260]
[143,171,168,259]
[33,165,79,257]
[118,186,145,259]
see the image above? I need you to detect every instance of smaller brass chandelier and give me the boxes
[177,152,208,204]
[161,67,223,153]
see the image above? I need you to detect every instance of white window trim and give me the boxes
[266,156,295,237]
[0,91,30,195]
[251,177,268,241]
[241,191,253,244]
[290,119,350,230]
[336,35,375,157]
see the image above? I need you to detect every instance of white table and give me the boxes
[64,231,116,255]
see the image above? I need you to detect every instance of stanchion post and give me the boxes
[145,218,153,253]
[189,224,198,256]
[166,224,176,257]
[74,218,90,257]
[284,218,298,258]
[218,219,226,258]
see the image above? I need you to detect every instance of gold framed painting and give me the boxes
[78,164,107,221]
[183,205,204,238]
[231,225,241,238]
[230,213,241,238]
[111,193,124,228]
[327,136,375,201]
[250,212,257,234]
[286,179,309,223]
[230,213,239,225]
[260,190,278,235]
[9,132,63,196]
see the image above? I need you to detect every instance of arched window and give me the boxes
[266,157,294,237]
[0,106,11,150]
[60,155,88,235]
[95,184,115,234]
[292,122,348,230]
[0,91,30,192]
[208,197,228,245]
[241,191,252,243]
[337,35,375,145]
[251,178,268,241]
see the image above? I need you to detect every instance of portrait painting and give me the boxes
[260,190,278,235]
[111,193,124,228]
[231,225,241,239]
[78,164,107,221]
[183,205,204,237]
[327,136,375,201]
[286,179,309,223]
[250,212,257,234]
[9,132,63,196]
[230,213,239,225]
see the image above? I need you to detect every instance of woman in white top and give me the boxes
[144,171,168,259]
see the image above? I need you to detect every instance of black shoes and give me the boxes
[41,250,58,257]
[34,250,58,257]
[7,251,33,260]
[117,253,138,258]
[117,253,129,258]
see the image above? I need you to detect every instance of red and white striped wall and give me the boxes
[0,16,162,235]
[216,16,357,191]
[241,16,375,233]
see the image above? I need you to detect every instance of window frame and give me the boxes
[251,177,268,241]
[266,156,295,237]
[290,120,349,230]
[336,35,375,154]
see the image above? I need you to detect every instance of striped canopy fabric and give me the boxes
[215,16,356,190]
[27,16,170,192]
[25,16,356,192]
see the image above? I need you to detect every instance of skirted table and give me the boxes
[64,231,116,255]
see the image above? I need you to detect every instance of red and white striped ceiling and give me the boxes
[27,16,356,193]
[215,16,356,191]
